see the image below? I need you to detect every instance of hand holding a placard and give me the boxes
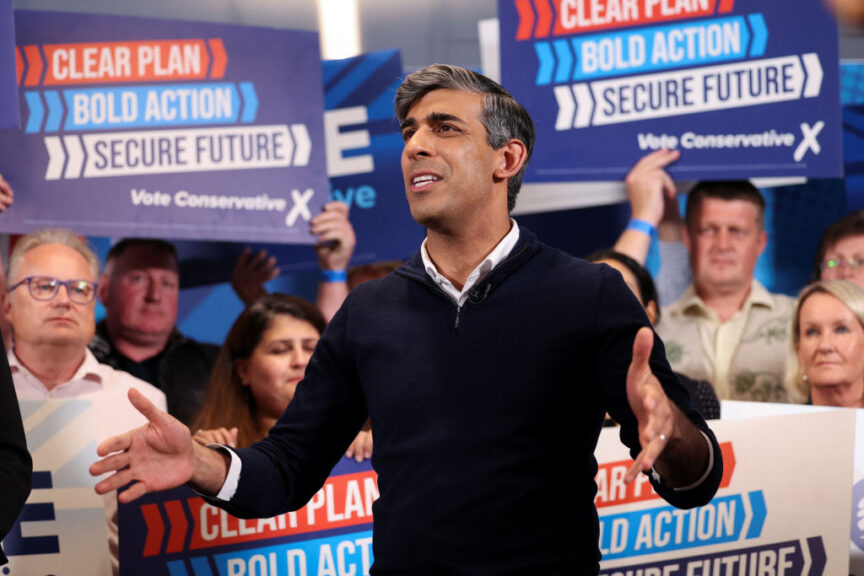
[626,149,680,227]
[0,172,14,211]
[90,388,230,503]
[231,247,280,306]
[624,327,710,488]
[314,201,356,322]
[313,201,356,272]
[615,149,681,264]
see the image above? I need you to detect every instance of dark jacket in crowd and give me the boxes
[89,321,219,426]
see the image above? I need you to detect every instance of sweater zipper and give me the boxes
[454,303,462,329]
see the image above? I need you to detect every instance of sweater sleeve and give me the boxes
[212,297,369,519]
[594,265,722,509]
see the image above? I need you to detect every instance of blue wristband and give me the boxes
[321,269,348,283]
[627,219,656,237]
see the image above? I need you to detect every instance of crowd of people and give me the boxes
[0,62,861,573]
[613,148,864,410]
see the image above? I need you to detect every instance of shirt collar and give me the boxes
[9,347,104,387]
[421,219,520,304]
[678,279,776,316]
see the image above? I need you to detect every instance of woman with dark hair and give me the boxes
[586,249,720,420]
[192,293,372,459]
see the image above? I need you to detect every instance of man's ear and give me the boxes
[97,273,110,305]
[493,139,528,181]
[757,229,768,256]
[645,300,658,325]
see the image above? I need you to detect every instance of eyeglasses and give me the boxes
[820,257,864,272]
[7,276,97,304]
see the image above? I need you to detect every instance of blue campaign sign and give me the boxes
[118,457,376,575]
[0,11,328,243]
[323,49,424,265]
[499,0,843,181]
[0,0,18,129]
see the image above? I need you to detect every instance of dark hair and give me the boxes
[348,260,403,290]
[105,238,178,270]
[684,181,765,230]
[193,293,326,447]
[586,249,661,324]
[395,63,535,212]
[812,210,864,279]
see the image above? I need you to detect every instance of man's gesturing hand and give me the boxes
[625,326,675,484]
[90,388,195,504]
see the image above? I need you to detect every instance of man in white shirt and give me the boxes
[4,228,165,574]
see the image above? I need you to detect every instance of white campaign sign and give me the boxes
[722,402,864,576]
[595,410,855,575]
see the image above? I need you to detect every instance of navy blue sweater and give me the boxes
[223,228,723,574]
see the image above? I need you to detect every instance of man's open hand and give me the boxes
[90,388,195,503]
[625,327,675,483]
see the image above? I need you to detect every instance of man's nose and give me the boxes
[145,278,161,301]
[716,229,733,249]
[52,284,72,306]
[403,127,433,160]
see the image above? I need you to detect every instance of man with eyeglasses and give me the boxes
[3,228,164,574]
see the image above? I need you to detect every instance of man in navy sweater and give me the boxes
[91,64,722,574]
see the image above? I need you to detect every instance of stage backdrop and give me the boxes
[0,0,18,129]
[321,49,424,267]
[499,0,843,181]
[0,10,328,243]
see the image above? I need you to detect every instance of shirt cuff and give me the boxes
[651,430,715,492]
[207,444,242,501]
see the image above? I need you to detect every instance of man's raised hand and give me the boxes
[90,388,195,504]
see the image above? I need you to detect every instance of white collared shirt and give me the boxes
[10,347,166,576]
[420,219,520,306]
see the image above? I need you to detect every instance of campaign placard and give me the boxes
[3,399,116,576]
[596,410,855,575]
[118,457,377,575]
[0,0,18,129]
[499,0,843,181]
[0,11,328,242]
[722,401,864,576]
[323,50,424,265]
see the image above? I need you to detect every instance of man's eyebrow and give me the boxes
[428,112,467,125]
[400,112,468,131]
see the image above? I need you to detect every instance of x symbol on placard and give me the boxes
[285,188,314,227]
[793,121,825,162]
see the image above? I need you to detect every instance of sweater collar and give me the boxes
[419,219,520,305]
